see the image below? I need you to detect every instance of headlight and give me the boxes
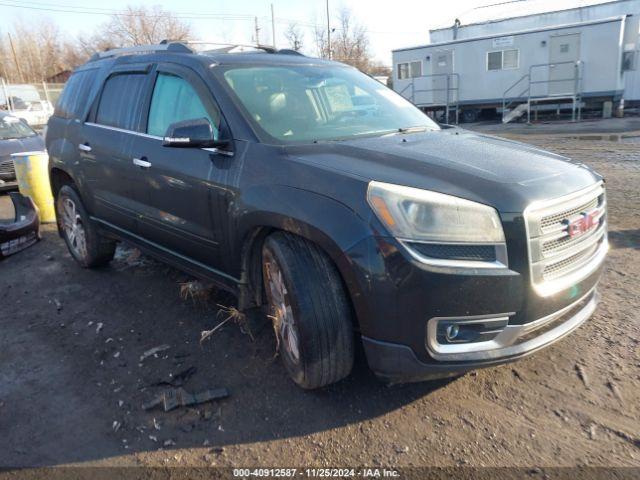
[367,181,505,244]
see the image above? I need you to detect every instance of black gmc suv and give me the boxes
[46,43,607,389]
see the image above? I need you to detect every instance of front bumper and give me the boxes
[341,229,605,383]
[0,192,40,258]
[362,287,599,382]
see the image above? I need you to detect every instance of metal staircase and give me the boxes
[502,61,583,124]
[399,73,460,124]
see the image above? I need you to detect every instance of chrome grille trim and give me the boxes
[524,182,608,297]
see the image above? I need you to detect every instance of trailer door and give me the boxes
[549,34,580,96]
[432,50,453,104]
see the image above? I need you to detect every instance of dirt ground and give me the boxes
[0,132,638,473]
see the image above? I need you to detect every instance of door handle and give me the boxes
[133,157,152,168]
[78,143,92,152]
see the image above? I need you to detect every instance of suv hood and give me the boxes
[285,128,600,213]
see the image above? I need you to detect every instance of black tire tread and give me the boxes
[264,232,354,389]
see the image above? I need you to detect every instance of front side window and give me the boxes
[95,73,147,131]
[147,73,220,138]
[222,64,439,143]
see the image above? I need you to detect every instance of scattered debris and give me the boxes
[575,363,589,388]
[53,298,63,312]
[112,421,122,432]
[201,305,253,343]
[149,435,158,442]
[589,424,597,440]
[163,439,176,447]
[179,280,215,303]
[96,323,104,334]
[203,439,210,446]
[142,387,229,412]
[118,400,124,408]
[139,344,170,362]
[153,418,161,431]
[149,366,197,388]
[113,351,120,359]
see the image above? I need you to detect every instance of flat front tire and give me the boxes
[262,232,354,389]
[56,185,115,268]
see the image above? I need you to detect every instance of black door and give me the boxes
[80,66,152,233]
[129,63,231,270]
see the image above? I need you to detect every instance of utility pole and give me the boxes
[271,4,276,48]
[254,16,261,46]
[326,0,331,59]
[7,33,24,83]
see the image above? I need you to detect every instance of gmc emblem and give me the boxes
[565,211,599,238]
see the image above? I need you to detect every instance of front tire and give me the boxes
[262,232,354,389]
[56,185,116,268]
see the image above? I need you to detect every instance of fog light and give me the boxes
[445,324,460,341]
[435,317,509,345]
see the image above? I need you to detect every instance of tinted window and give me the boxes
[96,73,147,131]
[54,69,98,119]
[147,73,219,138]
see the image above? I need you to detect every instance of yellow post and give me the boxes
[11,151,56,223]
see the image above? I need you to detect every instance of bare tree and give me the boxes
[284,23,304,52]
[313,21,330,59]
[100,5,191,47]
[0,19,68,83]
[331,8,370,71]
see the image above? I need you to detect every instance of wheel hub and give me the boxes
[264,254,300,364]
[60,197,87,259]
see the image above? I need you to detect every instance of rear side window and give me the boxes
[54,69,98,120]
[95,73,147,131]
[147,73,220,138]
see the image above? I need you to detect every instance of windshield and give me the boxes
[222,64,439,143]
[0,116,37,140]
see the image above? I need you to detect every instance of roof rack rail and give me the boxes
[89,42,193,62]
[176,41,279,53]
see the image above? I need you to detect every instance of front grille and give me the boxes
[525,183,607,294]
[0,158,16,179]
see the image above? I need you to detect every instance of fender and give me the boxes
[235,184,375,326]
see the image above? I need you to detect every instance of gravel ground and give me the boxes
[0,133,638,473]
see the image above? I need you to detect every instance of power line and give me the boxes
[0,0,426,36]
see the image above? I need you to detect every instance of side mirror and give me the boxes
[163,118,227,148]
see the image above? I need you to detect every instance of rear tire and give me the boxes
[262,232,354,389]
[56,185,116,268]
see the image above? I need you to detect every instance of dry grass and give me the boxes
[200,304,255,344]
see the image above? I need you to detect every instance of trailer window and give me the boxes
[487,49,519,70]
[622,51,637,71]
[397,61,422,79]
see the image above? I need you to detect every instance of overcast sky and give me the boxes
[0,0,499,64]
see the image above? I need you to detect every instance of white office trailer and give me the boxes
[392,0,640,123]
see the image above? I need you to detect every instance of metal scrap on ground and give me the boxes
[142,387,229,412]
[139,344,170,362]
